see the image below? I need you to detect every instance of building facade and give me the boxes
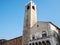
[0,1,60,45]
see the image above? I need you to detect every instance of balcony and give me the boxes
[28,37,51,45]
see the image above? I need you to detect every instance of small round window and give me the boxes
[32,6,35,10]
[27,6,30,10]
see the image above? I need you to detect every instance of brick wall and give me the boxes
[3,36,22,45]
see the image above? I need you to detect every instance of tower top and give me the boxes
[25,0,36,6]
[30,0,32,2]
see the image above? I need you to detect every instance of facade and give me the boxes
[0,1,60,45]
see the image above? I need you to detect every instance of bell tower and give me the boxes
[24,0,37,27]
[22,1,37,45]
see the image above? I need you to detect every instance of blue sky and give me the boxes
[0,0,60,40]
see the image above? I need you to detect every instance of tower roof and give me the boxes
[25,0,35,6]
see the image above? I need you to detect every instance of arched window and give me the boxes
[42,41,46,45]
[46,40,51,45]
[27,6,30,10]
[29,43,31,45]
[32,36,35,40]
[39,42,42,45]
[32,6,35,10]
[35,42,38,45]
[32,43,34,45]
[42,31,47,37]
[32,35,35,40]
